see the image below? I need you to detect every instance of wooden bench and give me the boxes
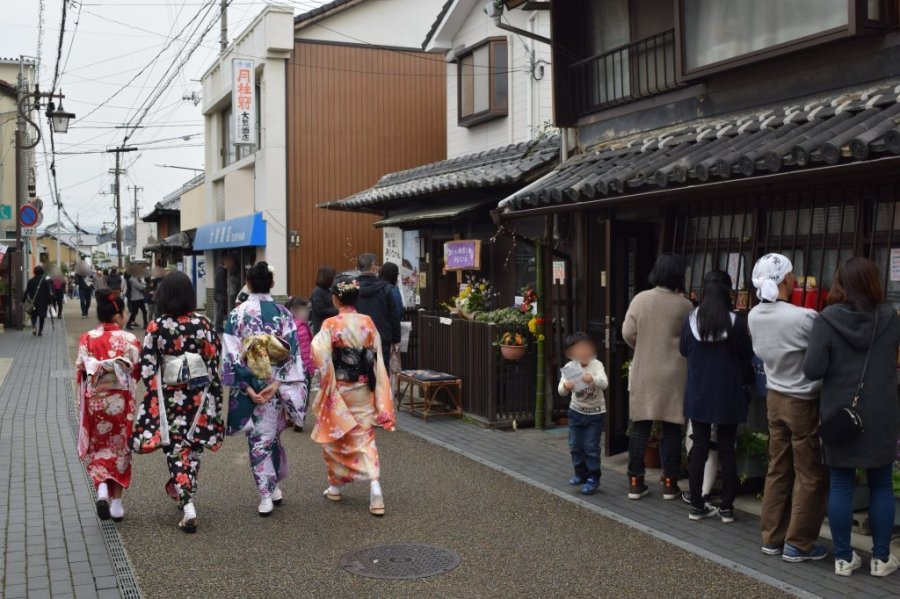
[397,369,463,421]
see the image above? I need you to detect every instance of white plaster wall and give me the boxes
[442,8,553,159]
[295,0,446,48]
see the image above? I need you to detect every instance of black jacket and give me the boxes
[24,275,52,318]
[214,265,228,302]
[107,272,122,291]
[356,273,401,344]
[803,303,900,469]
[309,284,338,335]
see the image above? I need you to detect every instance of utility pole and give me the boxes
[129,185,142,258]
[219,0,228,54]
[106,146,137,268]
[14,57,28,329]
[55,195,61,271]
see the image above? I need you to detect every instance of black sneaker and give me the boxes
[689,505,717,521]
[718,507,735,523]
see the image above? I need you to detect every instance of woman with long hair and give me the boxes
[75,290,141,522]
[132,272,224,533]
[622,253,694,500]
[680,271,754,523]
[309,266,339,335]
[311,273,395,516]
[804,257,900,577]
[221,262,306,516]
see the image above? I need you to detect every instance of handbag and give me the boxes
[818,311,879,446]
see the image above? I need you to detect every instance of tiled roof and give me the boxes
[294,0,369,25]
[505,82,900,212]
[323,136,560,210]
[422,0,454,49]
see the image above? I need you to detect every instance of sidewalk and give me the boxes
[398,412,898,599]
[0,312,138,599]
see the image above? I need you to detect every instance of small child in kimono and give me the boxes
[285,297,315,432]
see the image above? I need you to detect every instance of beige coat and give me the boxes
[622,287,693,424]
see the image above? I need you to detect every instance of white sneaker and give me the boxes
[835,552,862,576]
[110,499,125,522]
[258,496,274,517]
[96,483,110,521]
[271,486,283,506]
[870,555,899,577]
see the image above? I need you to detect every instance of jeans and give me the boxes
[689,421,738,509]
[79,287,92,317]
[828,464,895,561]
[568,409,604,479]
[628,420,682,478]
[760,391,828,552]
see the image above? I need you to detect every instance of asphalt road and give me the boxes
[65,304,790,599]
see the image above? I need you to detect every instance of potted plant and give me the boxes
[498,331,528,360]
[445,276,496,320]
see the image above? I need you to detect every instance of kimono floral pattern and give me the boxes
[75,324,141,489]
[133,313,223,506]
[222,294,307,498]
[311,307,395,485]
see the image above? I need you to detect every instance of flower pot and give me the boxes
[499,344,527,361]
[644,441,661,469]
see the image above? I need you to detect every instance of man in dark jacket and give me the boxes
[355,253,401,364]
[107,267,123,294]
[75,271,93,319]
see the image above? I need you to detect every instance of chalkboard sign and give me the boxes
[444,240,481,271]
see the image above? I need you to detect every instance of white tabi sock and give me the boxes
[110,499,124,519]
[370,480,382,497]
[183,502,196,520]
[97,483,109,502]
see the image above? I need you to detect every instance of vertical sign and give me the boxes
[232,59,256,145]
[382,227,402,266]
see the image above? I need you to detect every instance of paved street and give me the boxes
[42,302,793,598]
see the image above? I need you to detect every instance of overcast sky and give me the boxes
[1,0,327,232]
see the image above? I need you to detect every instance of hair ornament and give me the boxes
[336,280,360,293]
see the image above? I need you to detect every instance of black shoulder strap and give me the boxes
[852,310,880,407]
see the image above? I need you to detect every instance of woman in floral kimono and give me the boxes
[75,291,141,522]
[133,272,223,533]
[311,273,395,516]
[222,262,306,516]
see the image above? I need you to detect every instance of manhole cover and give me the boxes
[340,544,460,580]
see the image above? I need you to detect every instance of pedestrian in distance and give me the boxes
[75,291,141,522]
[621,253,693,501]
[311,273,395,516]
[76,270,94,319]
[285,296,316,432]
[748,253,829,562]
[107,267,122,294]
[24,265,52,336]
[132,271,224,534]
[309,265,338,335]
[126,274,148,330]
[680,271,754,523]
[50,271,66,319]
[379,261,405,395]
[558,332,608,495]
[214,253,237,333]
[355,253,402,372]
[222,263,307,517]
[803,257,900,578]
[95,269,107,292]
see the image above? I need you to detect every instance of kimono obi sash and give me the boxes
[334,346,377,391]
[240,333,290,380]
[161,352,209,390]
[81,356,134,392]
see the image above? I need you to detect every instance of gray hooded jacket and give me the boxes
[803,303,900,469]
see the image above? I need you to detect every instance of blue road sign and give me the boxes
[20,205,39,227]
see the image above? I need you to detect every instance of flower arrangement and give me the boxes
[527,315,545,343]
[446,276,496,316]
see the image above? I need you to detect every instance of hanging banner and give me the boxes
[232,59,256,145]
[383,227,402,266]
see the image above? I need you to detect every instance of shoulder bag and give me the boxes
[818,311,879,446]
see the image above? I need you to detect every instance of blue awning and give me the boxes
[194,212,266,250]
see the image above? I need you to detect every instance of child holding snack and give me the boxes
[558,332,609,495]
[285,296,316,432]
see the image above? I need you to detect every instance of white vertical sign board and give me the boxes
[232,59,256,145]
[383,227,402,266]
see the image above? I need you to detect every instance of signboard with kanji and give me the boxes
[232,59,256,146]
[444,240,481,271]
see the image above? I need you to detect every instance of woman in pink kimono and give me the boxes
[75,291,141,522]
[311,274,395,516]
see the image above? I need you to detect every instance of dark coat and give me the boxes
[356,273,401,345]
[680,311,754,425]
[309,284,338,335]
[803,303,900,469]
[107,272,122,291]
[24,275,52,318]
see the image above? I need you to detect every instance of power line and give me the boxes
[51,0,69,91]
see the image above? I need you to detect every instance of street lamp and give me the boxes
[47,95,75,134]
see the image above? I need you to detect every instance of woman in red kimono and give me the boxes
[75,291,141,522]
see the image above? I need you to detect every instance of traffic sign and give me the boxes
[19,205,38,227]
[21,227,35,237]
[30,198,43,211]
